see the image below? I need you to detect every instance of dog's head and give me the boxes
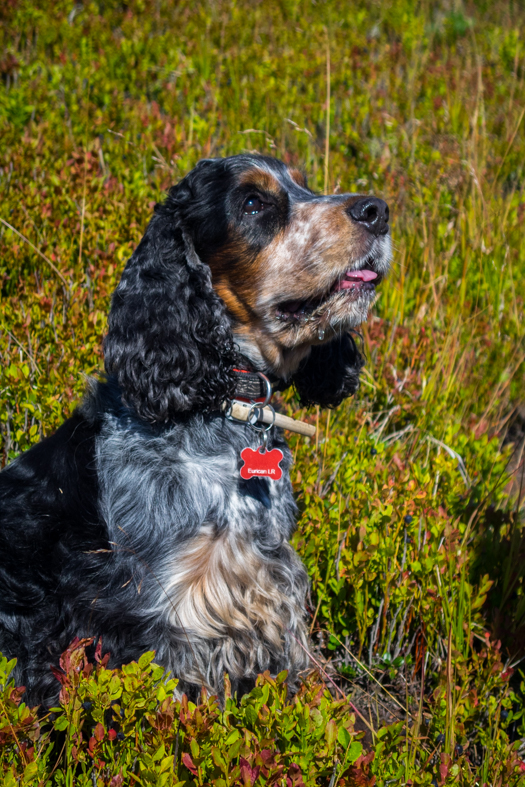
[104,155,391,422]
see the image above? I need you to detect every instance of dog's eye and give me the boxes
[243,196,266,215]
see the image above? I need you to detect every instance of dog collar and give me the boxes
[232,367,288,402]
[229,368,316,438]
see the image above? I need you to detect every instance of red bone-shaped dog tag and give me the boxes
[240,447,283,480]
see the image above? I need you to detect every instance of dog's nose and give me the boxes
[347,197,389,236]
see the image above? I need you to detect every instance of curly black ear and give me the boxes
[292,332,365,409]
[104,182,237,422]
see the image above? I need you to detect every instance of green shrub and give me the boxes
[0,640,370,786]
[1,637,524,785]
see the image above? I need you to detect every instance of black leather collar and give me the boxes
[232,361,291,401]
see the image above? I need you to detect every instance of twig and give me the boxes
[426,435,471,487]
[393,599,414,660]
[371,405,401,442]
[6,330,42,375]
[78,154,88,269]
[0,695,28,766]
[327,631,419,722]
[319,452,348,497]
[368,599,384,667]
[328,761,339,787]
[382,424,414,446]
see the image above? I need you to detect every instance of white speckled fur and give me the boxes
[95,407,309,695]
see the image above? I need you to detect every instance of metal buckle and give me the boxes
[224,372,275,452]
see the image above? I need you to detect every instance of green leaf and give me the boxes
[325,719,337,749]
[337,726,351,748]
[347,740,363,764]
[138,651,155,670]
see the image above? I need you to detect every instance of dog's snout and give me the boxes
[347,197,389,236]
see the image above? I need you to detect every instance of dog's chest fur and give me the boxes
[95,409,309,690]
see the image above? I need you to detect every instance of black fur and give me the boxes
[104,176,239,422]
[0,409,103,702]
[294,333,365,409]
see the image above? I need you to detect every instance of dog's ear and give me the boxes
[104,167,237,422]
[291,332,365,409]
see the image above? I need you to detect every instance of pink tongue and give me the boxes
[346,269,378,282]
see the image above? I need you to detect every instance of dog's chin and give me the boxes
[231,287,374,381]
[271,236,390,347]
[272,287,377,348]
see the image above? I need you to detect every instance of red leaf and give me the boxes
[94,723,105,742]
[439,753,450,784]
[50,665,66,685]
[8,686,25,704]
[182,753,198,776]
[59,637,93,675]
[180,694,190,725]
[345,751,376,787]
[392,452,405,471]
[240,756,261,786]
[94,638,110,667]
[286,763,305,787]
[258,749,277,768]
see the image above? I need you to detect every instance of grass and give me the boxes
[1,0,525,783]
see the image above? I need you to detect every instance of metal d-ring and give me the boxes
[259,429,269,453]
[256,372,273,407]
[247,401,276,433]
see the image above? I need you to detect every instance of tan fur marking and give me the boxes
[238,168,282,196]
[165,526,301,650]
[214,279,253,322]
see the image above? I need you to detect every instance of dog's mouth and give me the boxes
[275,257,383,323]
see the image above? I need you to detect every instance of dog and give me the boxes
[0,155,391,707]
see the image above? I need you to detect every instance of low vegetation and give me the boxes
[1,0,525,783]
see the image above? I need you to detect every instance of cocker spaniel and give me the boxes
[0,155,391,707]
